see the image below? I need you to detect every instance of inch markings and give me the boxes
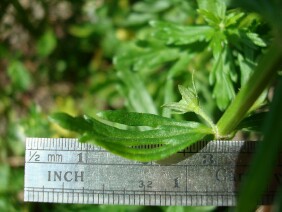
[24,138,282,206]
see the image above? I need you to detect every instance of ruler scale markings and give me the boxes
[42,138,46,151]
[38,140,43,149]
[74,140,78,150]
[27,139,31,149]
[67,139,70,150]
[133,191,136,205]
[76,189,79,203]
[97,189,99,204]
[51,188,53,203]
[48,138,52,150]
[143,187,145,205]
[33,138,37,150]
[63,138,66,149]
[76,141,80,150]
[43,138,47,150]
[77,141,80,150]
[82,187,84,203]
[62,183,64,203]
[24,138,281,205]
[112,190,114,204]
[42,186,44,202]
[51,139,55,148]
[123,188,126,204]
[77,188,79,203]
[57,138,60,150]
[32,187,34,202]
[41,138,44,149]
[169,190,172,205]
[57,138,60,149]
[87,189,89,204]
[102,184,105,204]
[85,142,88,164]
[32,139,35,150]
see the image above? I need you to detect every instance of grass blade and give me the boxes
[237,78,282,211]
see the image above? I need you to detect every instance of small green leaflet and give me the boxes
[164,85,199,114]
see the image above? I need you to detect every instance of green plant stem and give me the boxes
[216,40,282,136]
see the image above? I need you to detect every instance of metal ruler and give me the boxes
[24,138,281,206]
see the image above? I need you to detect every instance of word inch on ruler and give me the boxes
[24,138,281,206]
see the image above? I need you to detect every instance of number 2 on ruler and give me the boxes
[29,151,40,162]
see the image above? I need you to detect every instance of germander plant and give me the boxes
[50,0,282,210]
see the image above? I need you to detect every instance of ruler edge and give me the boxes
[25,137,259,152]
[23,138,278,206]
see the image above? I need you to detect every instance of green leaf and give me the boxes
[178,85,199,112]
[163,52,194,117]
[167,52,193,79]
[213,70,235,110]
[114,42,180,72]
[248,89,267,113]
[125,13,155,26]
[236,112,266,132]
[150,21,214,45]
[49,113,92,133]
[97,110,200,128]
[225,10,245,27]
[197,9,221,26]
[216,39,282,136]
[37,29,57,57]
[164,85,199,114]
[245,32,267,47]
[236,30,267,50]
[7,60,32,91]
[231,0,282,33]
[50,112,212,161]
[133,1,171,13]
[210,47,236,110]
[116,69,158,114]
[83,129,208,161]
[163,101,190,114]
[197,0,227,19]
[114,40,190,115]
[237,51,255,85]
[210,31,226,58]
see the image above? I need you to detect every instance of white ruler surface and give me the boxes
[24,138,281,206]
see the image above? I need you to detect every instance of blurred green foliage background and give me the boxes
[0,0,279,211]
[0,0,215,211]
